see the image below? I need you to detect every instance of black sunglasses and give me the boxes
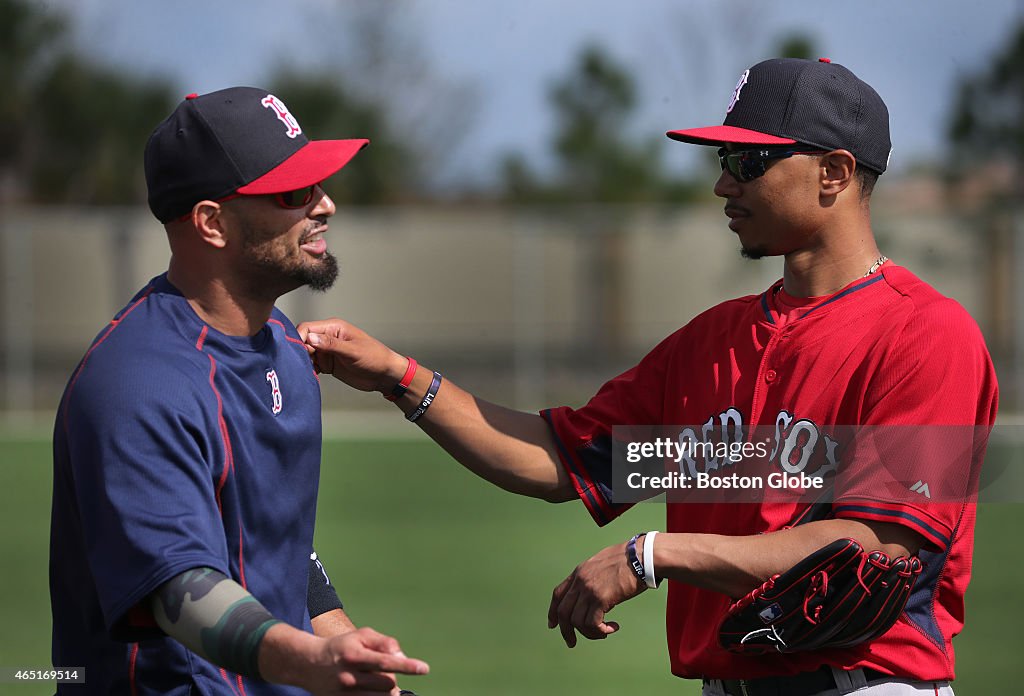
[718,147,827,183]
[272,183,321,208]
[212,183,321,209]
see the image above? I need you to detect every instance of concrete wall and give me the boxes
[0,201,991,415]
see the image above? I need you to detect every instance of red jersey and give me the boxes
[542,264,998,681]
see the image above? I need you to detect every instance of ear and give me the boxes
[819,149,857,197]
[189,201,230,249]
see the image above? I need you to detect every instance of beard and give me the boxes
[296,251,339,292]
[740,246,766,261]
[240,220,340,298]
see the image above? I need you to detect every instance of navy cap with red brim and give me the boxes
[238,138,369,194]
[666,125,796,147]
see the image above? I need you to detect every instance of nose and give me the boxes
[311,186,336,217]
[713,167,742,199]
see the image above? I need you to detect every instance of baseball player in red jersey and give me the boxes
[299,58,997,695]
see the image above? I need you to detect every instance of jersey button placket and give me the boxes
[749,330,781,425]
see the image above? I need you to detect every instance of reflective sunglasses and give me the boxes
[718,147,827,183]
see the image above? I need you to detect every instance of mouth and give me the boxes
[299,226,328,256]
[724,205,750,231]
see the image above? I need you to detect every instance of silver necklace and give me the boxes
[775,255,889,297]
[865,255,888,276]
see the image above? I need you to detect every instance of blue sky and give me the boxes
[50,0,1022,186]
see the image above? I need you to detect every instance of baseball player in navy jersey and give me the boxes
[299,58,997,695]
[51,88,428,694]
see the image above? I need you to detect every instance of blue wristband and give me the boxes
[625,533,646,585]
[407,371,442,423]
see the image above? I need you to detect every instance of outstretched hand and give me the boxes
[297,318,408,394]
[264,625,429,696]
[547,541,647,648]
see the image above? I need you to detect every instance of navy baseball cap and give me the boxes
[144,87,369,222]
[667,58,891,174]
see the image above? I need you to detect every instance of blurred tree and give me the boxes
[0,0,65,197]
[31,56,174,205]
[3,0,474,207]
[0,0,175,205]
[268,73,414,206]
[497,43,705,362]
[550,44,665,202]
[503,43,681,203]
[290,3,477,202]
[499,153,539,202]
[776,33,817,60]
[949,21,1024,188]
[946,20,1024,403]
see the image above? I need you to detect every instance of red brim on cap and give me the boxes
[666,126,795,146]
[238,139,369,194]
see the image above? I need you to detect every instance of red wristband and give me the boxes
[385,357,418,401]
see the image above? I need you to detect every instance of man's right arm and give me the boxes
[298,319,575,503]
[151,567,428,694]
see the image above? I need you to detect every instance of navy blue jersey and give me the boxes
[51,274,322,695]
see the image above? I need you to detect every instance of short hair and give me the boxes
[856,166,879,200]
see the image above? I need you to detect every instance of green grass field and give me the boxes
[1,435,1019,694]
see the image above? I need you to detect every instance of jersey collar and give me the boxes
[760,270,889,326]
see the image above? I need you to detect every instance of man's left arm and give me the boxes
[644,518,923,598]
[547,518,922,647]
[307,551,421,694]
[311,609,357,637]
[307,549,357,637]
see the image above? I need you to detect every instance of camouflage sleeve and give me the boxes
[151,567,281,678]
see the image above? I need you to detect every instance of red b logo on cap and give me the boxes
[261,94,302,139]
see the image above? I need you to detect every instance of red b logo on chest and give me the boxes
[266,369,283,415]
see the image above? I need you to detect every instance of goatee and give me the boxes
[304,252,339,292]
